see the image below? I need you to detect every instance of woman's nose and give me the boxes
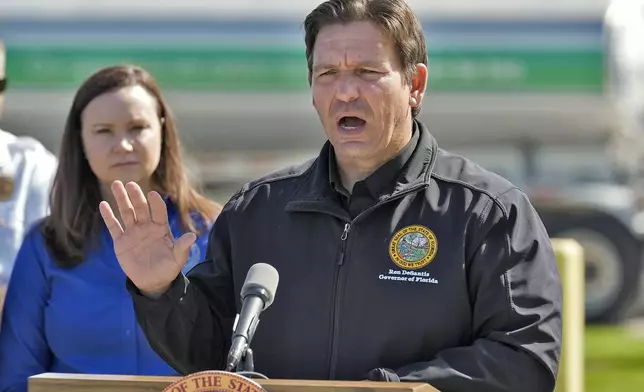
[114,137,135,153]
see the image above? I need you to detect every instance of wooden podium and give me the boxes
[29,373,440,392]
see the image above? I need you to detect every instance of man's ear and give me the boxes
[409,63,428,108]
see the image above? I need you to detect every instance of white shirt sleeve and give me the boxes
[23,147,57,231]
[0,131,57,284]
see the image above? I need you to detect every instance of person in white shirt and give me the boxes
[0,41,58,289]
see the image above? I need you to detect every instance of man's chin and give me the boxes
[332,143,373,160]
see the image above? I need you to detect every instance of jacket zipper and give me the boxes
[328,222,350,379]
[327,184,427,379]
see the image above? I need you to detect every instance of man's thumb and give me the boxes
[174,232,197,265]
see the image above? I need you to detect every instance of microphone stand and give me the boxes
[237,347,255,372]
[234,347,269,379]
[231,320,269,380]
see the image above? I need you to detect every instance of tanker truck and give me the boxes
[1,0,644,323]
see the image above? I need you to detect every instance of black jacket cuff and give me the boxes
[125,273,187,306]
[364,368,400,382]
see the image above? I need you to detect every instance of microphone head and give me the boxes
[241,263,279,309]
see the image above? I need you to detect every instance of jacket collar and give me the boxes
[285,119,438,216]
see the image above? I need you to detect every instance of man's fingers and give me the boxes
[126,182,151,224]
[148,190,170,225]
[173,232,197,267]
[111,181,137,228]
[99,201,124,240]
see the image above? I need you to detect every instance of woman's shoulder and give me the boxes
[180,213,213,273]
[164,194,219,240]
[21,219,48,248]
[11,219,53,272]
[190,209,217,231]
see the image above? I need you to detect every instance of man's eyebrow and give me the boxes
[312,61,386,72]
[357,61,387,69]
[312,64,335,73]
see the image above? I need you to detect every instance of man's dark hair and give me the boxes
[303,0,428,117]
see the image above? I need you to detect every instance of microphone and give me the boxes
[225,263,279,372]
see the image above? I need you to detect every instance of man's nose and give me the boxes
[334,74,360,102]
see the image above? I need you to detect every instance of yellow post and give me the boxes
[552,238,585,392]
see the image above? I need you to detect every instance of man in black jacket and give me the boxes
[99,1,563,391]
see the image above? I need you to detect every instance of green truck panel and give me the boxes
[5,46,604,93]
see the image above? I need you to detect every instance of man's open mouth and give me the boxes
[338,116,366,130]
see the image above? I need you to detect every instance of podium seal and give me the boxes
[163,370,267,392]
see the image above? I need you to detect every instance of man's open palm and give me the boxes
[99,181,196,296]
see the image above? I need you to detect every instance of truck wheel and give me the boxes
[553,218,642,324]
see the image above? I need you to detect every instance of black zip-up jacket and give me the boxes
[128,120,562,392]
